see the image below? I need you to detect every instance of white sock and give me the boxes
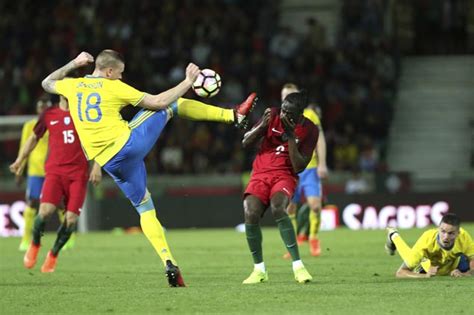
[292,260,304,271]
[254,262,266,273]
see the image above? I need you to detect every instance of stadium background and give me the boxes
[0,0,473,234]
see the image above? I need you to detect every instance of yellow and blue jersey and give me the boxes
[409,228,474,275]
[303,108,321,169]
[55,76,145,166]
[20,119,48,177]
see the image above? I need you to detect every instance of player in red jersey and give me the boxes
[10,95,102,273]
[241,91,319,284]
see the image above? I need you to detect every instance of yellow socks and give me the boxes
[176,98,234,123]
[21,206,37,244]
[309,209,321,239]
[140,210,176,266]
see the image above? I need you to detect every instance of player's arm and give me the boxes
[316,127,328,178]
[242,108,271,148]
[88,161,102,186]
[396,263,437,278]
[9,134,39,176]
[138,63,200,110]
[42,52,94,94]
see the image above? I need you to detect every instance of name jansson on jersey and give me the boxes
[76,82,103,89]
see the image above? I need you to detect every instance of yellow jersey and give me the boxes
[20,119,48,177]
[410,227,474,275]
[55,76,145,166]
[303,108,321,169]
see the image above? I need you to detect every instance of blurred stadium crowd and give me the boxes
[1,0,400,174]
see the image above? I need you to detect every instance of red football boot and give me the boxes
[234,92,258,129]
[41,250,58,273]
[24,243,40,269]
[309,238,321,257]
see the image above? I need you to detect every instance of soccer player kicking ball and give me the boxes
[41,50,256,287]
[10,96,102,273]
[241,91,318,284]
[385,213,474,278]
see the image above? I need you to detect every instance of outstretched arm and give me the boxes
[138,63,200,110]
[42,52,94,94]
[242,108,271,148]
[10,134,39,176]
[395,263,437,278]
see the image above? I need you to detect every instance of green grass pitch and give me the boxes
[1,225,473,314]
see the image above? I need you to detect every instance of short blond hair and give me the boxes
[96,49,124,70]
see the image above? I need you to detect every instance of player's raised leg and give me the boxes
[170,92,257,129]
[242,195,268,284]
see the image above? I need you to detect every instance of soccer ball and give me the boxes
[192,69,221,98]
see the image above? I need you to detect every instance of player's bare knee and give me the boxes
[244,206,260,224]
[39,203,56,218]
[65,212,79,227]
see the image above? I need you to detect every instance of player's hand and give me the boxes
[9,160,22,176]
[427,265,438,277]
[450,269,463,277]
[73,52,94,67]
[89,163,102,186]
[185,63,200,84]
[318,164,329,179]
[259,108,272,129]
[281,114,296,138]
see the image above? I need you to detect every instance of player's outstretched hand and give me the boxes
[281,114,296,138]
[73,52,94,67]
[185,63,200,84]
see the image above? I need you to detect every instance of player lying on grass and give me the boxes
[385,213,474,278]
[41,50,257,287]
[10,96,102,273]
[241,91,318,284]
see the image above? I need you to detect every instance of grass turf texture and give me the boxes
[1,225,473,314]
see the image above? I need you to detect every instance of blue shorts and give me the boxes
[292,167,321,203]
[103,107,171,208]
[26,176,45,200]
